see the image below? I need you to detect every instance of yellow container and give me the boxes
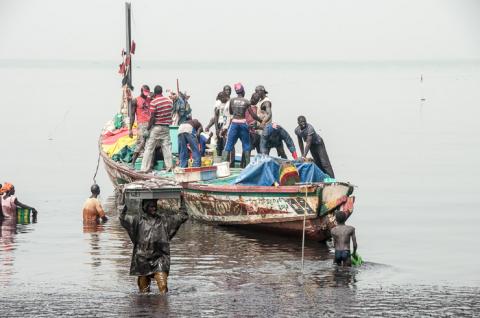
[201,157,213,167]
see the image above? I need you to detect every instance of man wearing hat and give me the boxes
[255,85,273,130]
[129,85,152,166]
[223,83,263,168]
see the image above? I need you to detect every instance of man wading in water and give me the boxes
[120,198,188,293]
[330,211,358,266]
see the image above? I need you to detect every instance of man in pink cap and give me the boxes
[223,83,263,168]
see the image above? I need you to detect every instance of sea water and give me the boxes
[0,59,479,316]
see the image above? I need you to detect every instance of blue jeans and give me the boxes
[178,132,201,168]
[225,122,250,152]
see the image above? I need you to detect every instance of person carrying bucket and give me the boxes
[330,211,358,267]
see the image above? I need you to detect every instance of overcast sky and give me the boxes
[1,0,479,61]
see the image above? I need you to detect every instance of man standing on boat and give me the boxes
[295,116,335,178]
[178,118,203,168]
[129,85,151,167]
[169,90,191,125]
[255,85,273,131]
[260,122,298,160]
[141,85,174,172]
[223,83,264,168]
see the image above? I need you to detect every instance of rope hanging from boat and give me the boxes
[301,186,308,271]
[93,150,101,185]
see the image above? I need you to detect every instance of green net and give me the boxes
[351,252,363,266]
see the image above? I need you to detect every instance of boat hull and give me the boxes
[183,182,354,241]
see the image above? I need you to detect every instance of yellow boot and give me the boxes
[154,272,169,294]
[137,275,151,293]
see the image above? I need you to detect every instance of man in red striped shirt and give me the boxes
[141,85,174,172]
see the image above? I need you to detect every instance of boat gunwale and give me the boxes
[183,181,352,194]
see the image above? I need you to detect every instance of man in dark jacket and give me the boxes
[295,115,335,178]
[120,198,188,293]
[260,123,298,160]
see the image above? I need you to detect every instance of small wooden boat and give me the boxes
[182,175,355,242]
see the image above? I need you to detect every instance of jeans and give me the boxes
[141,125,173,171]
[178,132,201,168]
[224,122,250,152]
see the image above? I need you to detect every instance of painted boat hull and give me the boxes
[100,136,356,242]
[183,182,355,241]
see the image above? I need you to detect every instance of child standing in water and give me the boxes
[330,211,358,267]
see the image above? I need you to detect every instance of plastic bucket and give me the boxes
[154,160,165,171]
[135,158,143,170]
[214,162,231,178]
[169,126,179,154]
[17,208,31,224]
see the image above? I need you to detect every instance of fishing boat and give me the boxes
[182,171,355,242]
[101,3,357,243]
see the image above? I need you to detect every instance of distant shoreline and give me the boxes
[1,58,479,70]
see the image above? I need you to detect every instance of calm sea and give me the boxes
[1,60,479,316]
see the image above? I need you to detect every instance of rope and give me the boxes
[93,150,101,184]
[301,186,308,271]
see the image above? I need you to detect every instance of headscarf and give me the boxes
[0,182,13,194]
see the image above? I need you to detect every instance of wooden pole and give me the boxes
[176,78,180,94]
[125,2,132,89]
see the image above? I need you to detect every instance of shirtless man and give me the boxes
[223,83,263,168]
[330,211,357,266]
[82,184,108,224]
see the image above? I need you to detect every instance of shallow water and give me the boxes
[1,60,480,316]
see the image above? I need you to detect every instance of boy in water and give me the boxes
[330,211,357,266]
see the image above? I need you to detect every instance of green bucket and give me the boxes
[17,208,31,224]
[154,160,165,171]
[134,158,143,170]
[169,126,179,154]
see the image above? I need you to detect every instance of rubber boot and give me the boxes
[138,276,151,293]
[222,150,230,163]
[154,272,169,294]
[241,151,251,168]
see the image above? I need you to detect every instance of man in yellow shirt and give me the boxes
[82,184,108,224]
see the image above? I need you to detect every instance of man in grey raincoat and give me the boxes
[120,198,188,293]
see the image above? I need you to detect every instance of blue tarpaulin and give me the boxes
[233,155,329,186]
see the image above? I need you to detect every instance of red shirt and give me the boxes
[135,96,151,124]
[150,94,173,126]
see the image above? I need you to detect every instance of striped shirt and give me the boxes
[150,94,173,125]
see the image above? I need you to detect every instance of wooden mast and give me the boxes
[125,2,132,90]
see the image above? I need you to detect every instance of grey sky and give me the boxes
[1,0,479,61]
